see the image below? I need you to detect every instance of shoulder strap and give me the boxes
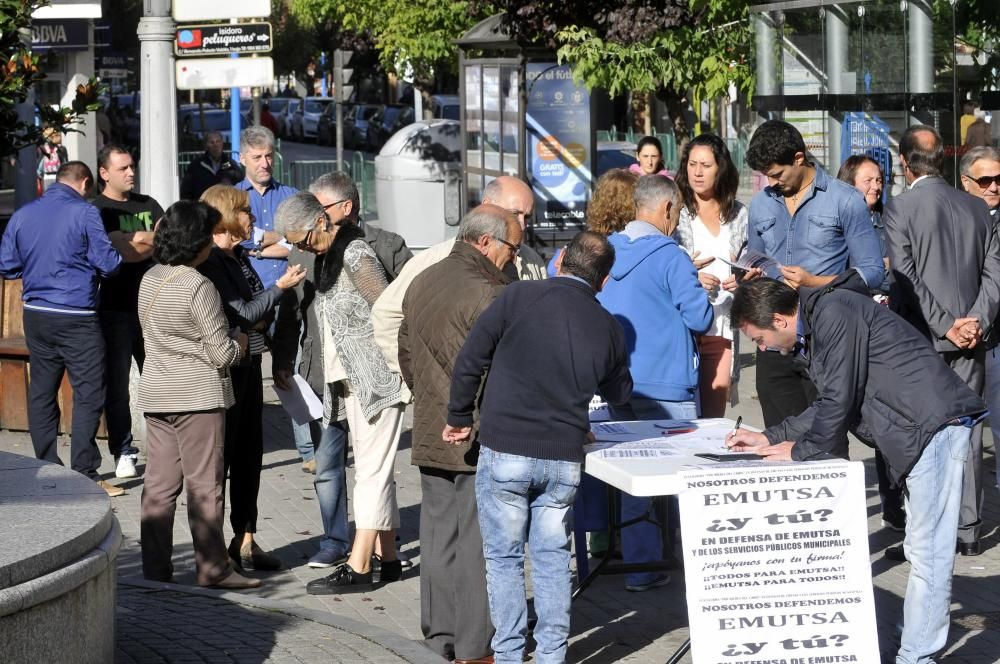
[140,269,184,326]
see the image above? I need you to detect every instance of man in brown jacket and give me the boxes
[398,204,521,664]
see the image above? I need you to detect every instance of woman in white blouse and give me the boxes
[673,133,749,417]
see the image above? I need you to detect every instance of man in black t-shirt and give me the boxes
[93,144,160,479]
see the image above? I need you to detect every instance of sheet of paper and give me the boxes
[273,374,323,425]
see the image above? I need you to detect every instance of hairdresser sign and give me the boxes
[678,461,878,664]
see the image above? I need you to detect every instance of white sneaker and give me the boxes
[115,454,139,479]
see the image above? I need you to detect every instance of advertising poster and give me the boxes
[678,461,879,664]
[525,63,592,231]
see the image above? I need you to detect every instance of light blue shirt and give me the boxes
[237,178,297,289]
[747,165,884,288]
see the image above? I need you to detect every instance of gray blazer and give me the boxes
[883,176,1000,353]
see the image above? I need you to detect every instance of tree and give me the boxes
[477,0,753,135]
[289,0,487,82]
[1,0,100,158]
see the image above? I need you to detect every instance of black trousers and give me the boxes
[419,466,494,661]
[23,309,105,479]
[755,349,818,428]
[224,356,264,535]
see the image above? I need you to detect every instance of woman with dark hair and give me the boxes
[673,133,748,417]
[198,184,306,572]
[630,136,673,178]
[837,155,891,296]
[138,201,258,589]
[837,156,901,533]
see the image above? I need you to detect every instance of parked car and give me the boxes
[179,109,248,151]
[595,140,639,176]
[316,102,352,146]
[366,104,415,153]
[291,96,334,141]
[346,104,384,149]
[429,94,460,120]
[277,98,300,139]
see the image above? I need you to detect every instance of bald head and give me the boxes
[483,176,534,230]
[900,124,944,181]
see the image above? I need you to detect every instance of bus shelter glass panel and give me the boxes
[465,64,483,171]
[501,65,520,175]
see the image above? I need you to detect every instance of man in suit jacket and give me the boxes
[883,124,1000,557]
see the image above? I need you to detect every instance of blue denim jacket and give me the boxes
[747,166,885,288]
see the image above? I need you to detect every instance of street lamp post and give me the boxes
[138,0,178,204]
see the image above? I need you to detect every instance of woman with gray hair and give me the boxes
[275,191,406,593]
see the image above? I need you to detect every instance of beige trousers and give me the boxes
[343,388,404,530]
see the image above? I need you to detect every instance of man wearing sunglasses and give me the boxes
[883,127,1000,559]
[960,146,1000,499]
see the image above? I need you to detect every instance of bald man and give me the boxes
[883,125,1000,558]
[482,175,547,281]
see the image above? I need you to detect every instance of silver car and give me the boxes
[291,96,334,141]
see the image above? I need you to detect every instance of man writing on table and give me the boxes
[726,275,984,664]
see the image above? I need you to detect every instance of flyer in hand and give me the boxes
[716,249,782,278]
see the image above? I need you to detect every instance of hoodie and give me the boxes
[597,221,713,402]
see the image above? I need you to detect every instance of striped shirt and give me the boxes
[137,264,244,413]
[237,254,269,356]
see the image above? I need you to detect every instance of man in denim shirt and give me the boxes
[746,120,884,427]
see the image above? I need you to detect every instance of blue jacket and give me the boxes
[598,221,713,402]
[0,183,121,314]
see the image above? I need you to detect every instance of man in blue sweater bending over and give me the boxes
[597,173,714,591]
[445,231,632,664]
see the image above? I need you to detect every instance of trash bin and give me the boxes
[375,119,462,250]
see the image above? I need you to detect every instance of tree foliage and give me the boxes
[551,0,753,100]
[289,0,485,81]
[1,0,100,158]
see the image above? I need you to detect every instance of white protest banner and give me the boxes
[678,461,878,664]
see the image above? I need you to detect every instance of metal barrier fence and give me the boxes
[283,154,378,218]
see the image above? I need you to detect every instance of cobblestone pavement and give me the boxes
[2,356,999,662]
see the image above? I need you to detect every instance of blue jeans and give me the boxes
[314,420,350,555]
[476,447,581,664]
[984,347,1000,487]
[609,397,698,587]
[896,424,970,664]
[99,310,143,458]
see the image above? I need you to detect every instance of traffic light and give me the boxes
[333,49,354,103]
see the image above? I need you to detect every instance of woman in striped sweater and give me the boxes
[137,201,258,589]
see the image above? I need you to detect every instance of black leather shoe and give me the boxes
[957,540,981,556]
[374,556,403,583]
[884,545,906,562]
[306,563,380,594]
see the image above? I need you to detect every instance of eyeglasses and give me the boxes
[504,207,534,226]
[293,229,314,250]
[494,236,520,255]
[323,198,350,210]
[964,174,1000,188]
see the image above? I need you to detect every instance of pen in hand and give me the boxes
[727,416,743,446]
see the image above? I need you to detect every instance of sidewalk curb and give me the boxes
[119,576,443,664]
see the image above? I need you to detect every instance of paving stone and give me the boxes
[1,352,997,662]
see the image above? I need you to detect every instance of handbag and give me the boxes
[141,268,235,397]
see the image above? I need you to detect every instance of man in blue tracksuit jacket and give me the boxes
[0,162,122,493]
[597,174,714,591]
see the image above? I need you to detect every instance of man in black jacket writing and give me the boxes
[727,274,985,664]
